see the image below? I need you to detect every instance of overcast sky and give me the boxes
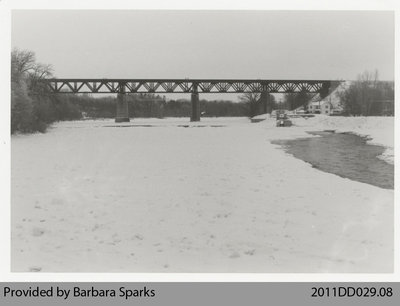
[12,10,394,82]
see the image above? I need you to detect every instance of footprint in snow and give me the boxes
[229,251,240,259]
[32,228,45,237]
[29,266,42,272]
[244,249,256,256]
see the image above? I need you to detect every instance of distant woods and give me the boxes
[11,48,268,134]
[339,70,394,116]
[75,95,253,119]
[238,93,277,117]
[282,91,314,111]
[11,48,394,134]
[279,71,394,116]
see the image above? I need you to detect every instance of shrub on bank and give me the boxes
[11,48,82,134]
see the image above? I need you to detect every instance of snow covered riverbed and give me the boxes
[11,117,393,272]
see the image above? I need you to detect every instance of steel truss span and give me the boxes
[41,79,332,94]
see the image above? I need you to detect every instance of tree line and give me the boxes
[11,48,275,134]
[338,70,394,116]
[12,48,392,135]
[74,94,257,119]
[278,74,394,116]
[282,91,314,111]
[11,49,82,133]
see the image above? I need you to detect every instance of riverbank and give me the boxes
[256,115,394,164]
[272,132,393,189]
[293,116,394,164]
[11,117,393,272]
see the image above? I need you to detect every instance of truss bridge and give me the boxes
[41,78,336,122]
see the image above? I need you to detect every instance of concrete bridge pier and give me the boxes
[190,83,200,122]
[115,82,130,122]
[260,91,272,114]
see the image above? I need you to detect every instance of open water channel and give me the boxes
[272,131,394,189]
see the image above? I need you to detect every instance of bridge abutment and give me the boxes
[115,83,130,123]
[190,83,200,122]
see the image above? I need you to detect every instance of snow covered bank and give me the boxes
[11,117,393,272]
[258,115,394,164]
[290,115,393,147]
[294,116,394,164]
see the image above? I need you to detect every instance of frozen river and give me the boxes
[11,117,393,272]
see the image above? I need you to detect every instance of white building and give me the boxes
[306,81,350,115]
[308,101,332,115]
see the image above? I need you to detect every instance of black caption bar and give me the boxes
[0,282,398,306]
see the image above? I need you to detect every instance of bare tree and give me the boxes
[239,93,260,117]
[28,63,53,91]
[357,69,379,115]
[339,69,381,116]
[239,93,260,103]
[283,91,313,111]
[11,48,53,91]
[11,48,55,133]
[11,48,36,81]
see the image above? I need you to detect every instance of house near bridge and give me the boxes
[307,101,332,115]
[305,81,349,115]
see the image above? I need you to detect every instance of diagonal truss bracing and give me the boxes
[41,79,333,94]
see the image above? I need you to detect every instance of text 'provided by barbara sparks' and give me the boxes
[3,285,156,300]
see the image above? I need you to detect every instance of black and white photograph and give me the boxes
[9,9,394,273]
